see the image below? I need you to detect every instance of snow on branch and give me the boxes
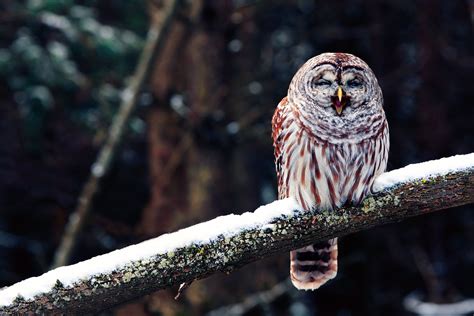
[1,153,473,314]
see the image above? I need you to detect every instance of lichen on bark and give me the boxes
[1,167,473,314]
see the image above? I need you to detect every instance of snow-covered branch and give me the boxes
[1,153,473,314]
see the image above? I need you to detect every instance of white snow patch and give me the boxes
[374,153,474,192]
[0,197,301,306]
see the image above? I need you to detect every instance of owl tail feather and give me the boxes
[290,238,338,290]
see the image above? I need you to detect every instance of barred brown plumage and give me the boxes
[272,53,389,290]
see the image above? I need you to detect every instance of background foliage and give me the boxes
[0,0,473,315]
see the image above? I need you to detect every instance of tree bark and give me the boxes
[1,156,473,314]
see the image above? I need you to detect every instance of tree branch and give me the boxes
[1,153,473,314]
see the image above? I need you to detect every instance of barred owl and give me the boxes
[272,53,389,290]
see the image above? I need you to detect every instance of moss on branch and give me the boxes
[1,164,473,314]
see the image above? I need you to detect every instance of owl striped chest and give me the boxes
[276,121,380,212]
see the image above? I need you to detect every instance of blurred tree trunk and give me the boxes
[128,2,284,314]
[415,0,456,304]
[118,6,193,316]
[417,0,451,157]
[123,1,238,315]
[137,20,189,237]
[183,2,231,229]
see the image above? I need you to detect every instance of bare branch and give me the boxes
[404,291,474,315]
[1,154,473,314]
[50,0,182,269]
[206,278,295,316]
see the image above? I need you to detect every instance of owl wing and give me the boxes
[272,97,339,290]
[272,97,290,199]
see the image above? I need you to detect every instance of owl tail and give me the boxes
[290,238,338,290]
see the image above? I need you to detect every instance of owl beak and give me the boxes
[331,86,348,115]
[337,86,343,102]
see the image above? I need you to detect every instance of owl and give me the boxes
[272,53,389,290]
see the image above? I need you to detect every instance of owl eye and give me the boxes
[347,79,362,88]
[314,79,331,87]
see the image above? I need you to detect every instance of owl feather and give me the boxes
[272,53,389,290]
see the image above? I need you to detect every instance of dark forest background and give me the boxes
[0,0,473,315]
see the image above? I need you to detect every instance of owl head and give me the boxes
[287,52,385,142]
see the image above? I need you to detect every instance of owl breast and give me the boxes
[274,99,389,211]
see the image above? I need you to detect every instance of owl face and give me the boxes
[311,65,368,114]
[287,53,385,142]
[288,53,382,120]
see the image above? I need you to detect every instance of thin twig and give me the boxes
[206,279,294,316]
[50,0,182,269]
[411,244,442,302]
